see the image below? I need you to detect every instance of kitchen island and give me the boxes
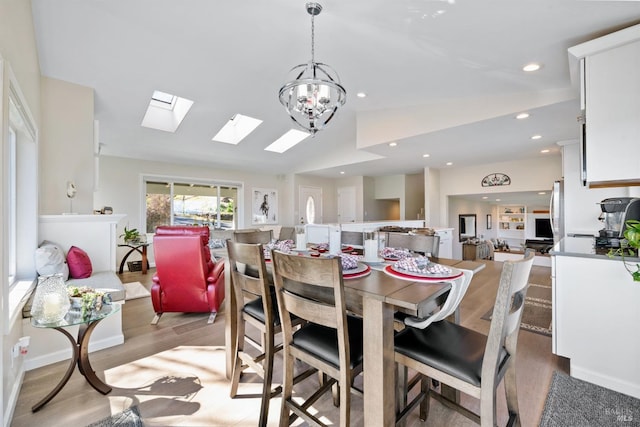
[551,236,640,398]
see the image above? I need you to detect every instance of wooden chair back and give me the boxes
[341,230,364,247]
[233,229,273,244]
[226,240,271,319]
[385,233,441,257]
[484,251,534,378]
[271,251,347,336]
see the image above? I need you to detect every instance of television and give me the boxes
[535,217,553,239]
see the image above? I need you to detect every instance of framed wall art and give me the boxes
[487,214,492,230]
[252,188,278,225]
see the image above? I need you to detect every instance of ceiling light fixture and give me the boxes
[389,142,398,147]
[356,92,367,98]
[278,3,346,136]
[516,112,529,119]
[531,134,542,140]
[522,63,541,72]
[422,154,430,158]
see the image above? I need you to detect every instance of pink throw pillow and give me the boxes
[67,246,93,279]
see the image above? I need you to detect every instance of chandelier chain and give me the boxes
[310,13,315,64]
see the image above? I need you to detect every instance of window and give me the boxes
[145,179,240,233]
[7,127,16,285]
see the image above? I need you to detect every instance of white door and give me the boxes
[299,186,322,224]
[337,186,357,223]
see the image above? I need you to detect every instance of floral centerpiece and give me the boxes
[67,286,112,316]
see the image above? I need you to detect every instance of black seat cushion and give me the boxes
[243,291,282,326]
[394,320,509,387]
[292,315,364,370]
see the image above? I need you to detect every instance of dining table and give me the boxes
[222,252,486,426]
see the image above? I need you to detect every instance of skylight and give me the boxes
[212,114,263,145]
[264,129,310,153]
[141,90,193,133]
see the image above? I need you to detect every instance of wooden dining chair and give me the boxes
[394,252,534,427]
[271,250,364,427]
[340,230,363,247]
[227,241,307,426]
[233,229,273,244]
[385,233,441,257]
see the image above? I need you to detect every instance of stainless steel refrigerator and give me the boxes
[549,180,565,243]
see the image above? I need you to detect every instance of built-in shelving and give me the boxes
[497,205,526,248]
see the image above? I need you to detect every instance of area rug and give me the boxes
[481,282,552,337]
[123,282,151,301]
[86,405,143,427]
[539,371,640,426]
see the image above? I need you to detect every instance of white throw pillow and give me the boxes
[34,241,69,280]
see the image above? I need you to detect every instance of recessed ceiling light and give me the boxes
[340,171,345,175]
[523,63,541,72]
[422,154,430,158]
[446,162,453,166]
[482,196,488,199]
[531,135,542,140]
[264,129,310,153]
[538,192,546,195]
[356,92,367,98]
[541,149,550,153]
[516,112,530,120]
[496,198,501,202]
[389,142,397,147]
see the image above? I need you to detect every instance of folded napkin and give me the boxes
[339,253,360,270]
[264,239,294,258]
[380,247,411,259]
[394,256,451,274]
[314,242,329,251]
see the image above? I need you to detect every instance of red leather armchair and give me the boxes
[151,226,225,324]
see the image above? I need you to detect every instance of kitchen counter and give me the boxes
[550,236,640,261]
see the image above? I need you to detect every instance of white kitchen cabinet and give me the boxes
[585,39,640,184]
[569,25,640,186]
[433,227,453,259]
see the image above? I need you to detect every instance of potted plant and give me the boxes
[607,219,640,282]
[120,226,141,244]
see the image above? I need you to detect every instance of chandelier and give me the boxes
[278,2,346,136]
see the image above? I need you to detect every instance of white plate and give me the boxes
[390,263,462,279]
[361,257,385,265]
[343,262,369,275]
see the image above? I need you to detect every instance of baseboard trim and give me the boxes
[4,364,25,427]
[571,365,640,399]
[24,334,124,371]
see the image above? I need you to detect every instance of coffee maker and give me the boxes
[596,197,640,248]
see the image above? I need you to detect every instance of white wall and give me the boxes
[405,172,424,221]
[0,0,42,423]
[438,156,563,229]
[96,155,291,263]
[39,78,94,215]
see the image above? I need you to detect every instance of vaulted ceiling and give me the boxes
[31,0,640,179]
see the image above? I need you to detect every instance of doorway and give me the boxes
[299,186,323,224]
[337,186,356,223]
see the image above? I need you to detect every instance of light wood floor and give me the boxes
[11,263,568,427]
